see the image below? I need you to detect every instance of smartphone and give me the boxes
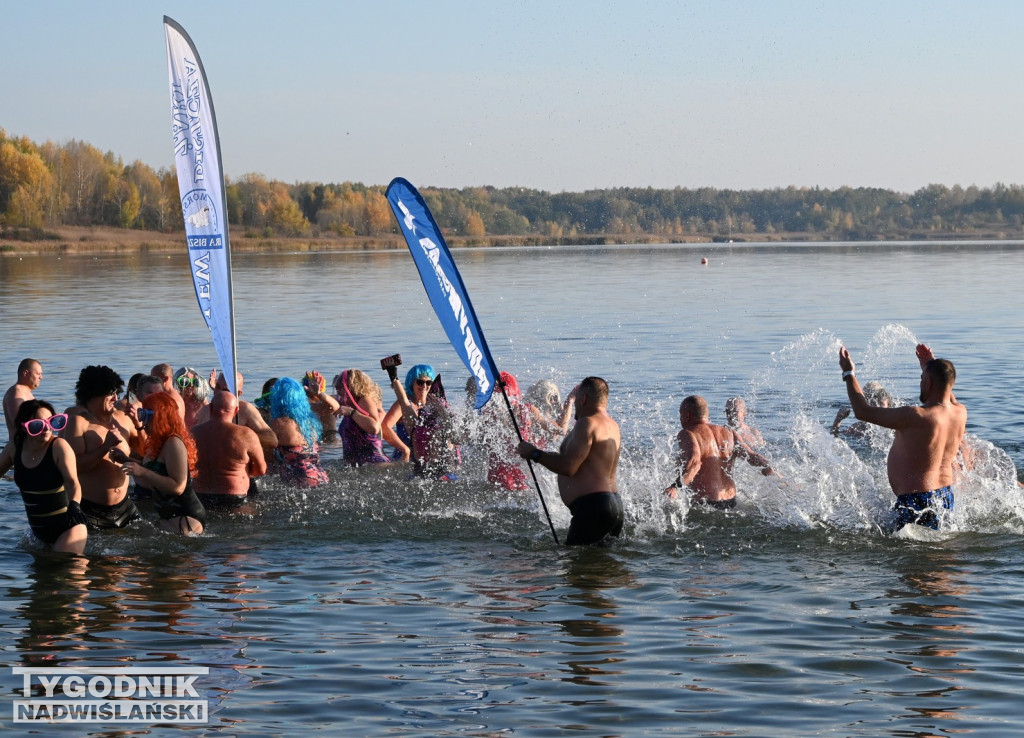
[380,354,402,370]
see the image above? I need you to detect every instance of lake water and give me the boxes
[1,242,1023,736]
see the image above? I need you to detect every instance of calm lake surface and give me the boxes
[2,242,1023,736]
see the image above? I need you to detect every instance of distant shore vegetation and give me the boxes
[4,127,1024,253]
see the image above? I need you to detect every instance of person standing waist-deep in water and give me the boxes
[120,392,207,535]
[839,343,967,531]
[0,399,88,553]
[63,365,143,530]
[664,395,775,509]
[517,376,624,546]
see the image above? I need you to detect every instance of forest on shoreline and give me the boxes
[4,128,1024,254]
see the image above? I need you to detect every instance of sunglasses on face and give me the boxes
[23,414,69,436]
[177,375,201,388]
[415,379,433,387]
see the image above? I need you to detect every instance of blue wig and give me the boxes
[270,377,322,447]
[404,364,436,396]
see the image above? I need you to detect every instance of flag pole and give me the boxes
[497,380,559,545]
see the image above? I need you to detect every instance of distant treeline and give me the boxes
[4,128,1024,241]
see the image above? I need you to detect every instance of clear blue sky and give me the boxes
[3,0,1023,193]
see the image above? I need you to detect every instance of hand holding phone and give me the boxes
[381,354,402,382]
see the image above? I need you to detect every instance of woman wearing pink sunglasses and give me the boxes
[0,399,88,554]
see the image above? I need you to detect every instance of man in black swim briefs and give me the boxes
[839,344,967,531]
[518,377,624,546]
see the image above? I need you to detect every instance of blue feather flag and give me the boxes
[385,178,499,410]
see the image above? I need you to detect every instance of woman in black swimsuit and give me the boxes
[0,399,88,553]
[121,392,206,535]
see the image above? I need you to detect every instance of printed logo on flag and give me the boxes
[181,189,223,250]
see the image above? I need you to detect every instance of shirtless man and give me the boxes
[517,376,624,546]
[195,371,278,455]
[839,343,967,531]
[62,365,142,529]
[191,391,267,507]
[151,363,187,418]
[725,396,765,449]
[4,358,42,438]
[665,396,774,509]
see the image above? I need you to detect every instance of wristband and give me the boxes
[842,370,855,380]
[529,448,542,462]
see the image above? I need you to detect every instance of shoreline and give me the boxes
[3,225,1024,256]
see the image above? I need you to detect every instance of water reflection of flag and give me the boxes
[163,16,238,395]
[385,178,498,410]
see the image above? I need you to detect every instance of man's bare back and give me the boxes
[840,344,967,497]
[553,410,620,507]
[679,423,740,503]
[885,402,966,494]
[192,391,267,497]
[192,420,266,496]
[665,396,774,504]
[516,377,624,546]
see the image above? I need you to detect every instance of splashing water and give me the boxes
[70,324,1018,557]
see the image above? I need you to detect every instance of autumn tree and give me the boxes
[0,135,54,228]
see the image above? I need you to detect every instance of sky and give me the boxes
[3,0,1024,194]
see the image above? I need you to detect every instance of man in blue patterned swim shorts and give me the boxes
[839,343,967,532]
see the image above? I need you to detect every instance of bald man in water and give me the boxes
[517,376,624,545]
[4,358,42,438]
[725,396,765,449]
[191,391,267,506]
[665,395,775,509]
[194,371,278,453]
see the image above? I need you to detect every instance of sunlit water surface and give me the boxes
[1,242,1023,736]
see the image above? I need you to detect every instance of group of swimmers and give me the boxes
[0,357,584,553]
[0,341,990,552]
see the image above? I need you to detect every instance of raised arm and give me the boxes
[840,346,921,430]
[384,375,419,430]
[917,343,959,404]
